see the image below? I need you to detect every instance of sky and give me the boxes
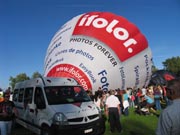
[0,0,180,90]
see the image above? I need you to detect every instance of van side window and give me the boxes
[18,88,24,102]
[24,87,33,104]
[13,89,19,102]
[34,87,45,109]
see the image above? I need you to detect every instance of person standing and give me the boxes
[0,88,4,102]
[122,89,129,116]
[153,86,162,110]
[0,92,18,135]
[105,90,122,133]
[156,78,180,135]
[141,86,147,96]
[161,85,171,106]
[135,88,142,106]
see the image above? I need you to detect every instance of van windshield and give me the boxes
[44,86,91,105]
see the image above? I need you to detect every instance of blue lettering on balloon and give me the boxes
[119,67,125,89]
[144,54,151,86]
[134,65,140,87]
[79,63,96,83]
[98,70,109,91]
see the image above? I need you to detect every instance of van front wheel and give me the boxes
[41,125,51,135]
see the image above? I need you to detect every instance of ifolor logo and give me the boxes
[73,12,148,62]
[47,64,92,90]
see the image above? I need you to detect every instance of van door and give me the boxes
[28,87,46,130]
[23,87,33,122]
[16,88,24,119]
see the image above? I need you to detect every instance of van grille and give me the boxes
[88,114,99,120]
[68,114,99,123]
[68,117,84,122]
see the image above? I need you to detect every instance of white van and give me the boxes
[13,77,105,135]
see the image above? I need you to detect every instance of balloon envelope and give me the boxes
[44,12,152,92]
[149,70,176,86]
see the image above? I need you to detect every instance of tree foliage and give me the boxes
[162,56,180,76]
[32,71,42,79]
[9,73,30,89]
[152,65,158,74]
[9,72,42,90]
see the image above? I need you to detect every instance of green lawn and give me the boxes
[12,108,159,135]
[104,108,159,135]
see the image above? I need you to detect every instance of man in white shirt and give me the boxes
[141,86,147,95]
[105,90,122,133]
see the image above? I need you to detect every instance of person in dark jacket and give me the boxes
[0,92,18,135]
[156,79,180,135]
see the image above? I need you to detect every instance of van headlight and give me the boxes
[53,112,68,125]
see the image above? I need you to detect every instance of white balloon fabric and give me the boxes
[44,12,152,92]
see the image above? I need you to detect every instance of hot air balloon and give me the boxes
[44,12,152,93]
[149,70,176,86]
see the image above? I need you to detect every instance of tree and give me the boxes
[162,56,180,76]
[9,73,30,90]
[152,65,158,74]
[32,71,42,79]
[151,58,159,73]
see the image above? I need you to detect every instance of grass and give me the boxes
[12,108,159,135]
[104,108,159,135]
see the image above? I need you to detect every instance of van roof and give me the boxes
[14,77,79,89]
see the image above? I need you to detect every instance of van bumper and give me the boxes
[51,118,105,135]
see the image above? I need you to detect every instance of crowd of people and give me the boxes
[87,79,180,135]
[88,84,166,118]
[0,78,180,135]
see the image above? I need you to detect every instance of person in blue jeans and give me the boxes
[153,86,162,110]
[0,92,18,135]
